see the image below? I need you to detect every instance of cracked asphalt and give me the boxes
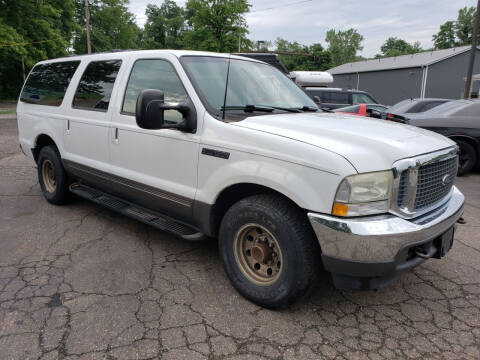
[1,114,479,360]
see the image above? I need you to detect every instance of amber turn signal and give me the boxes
[332,203,349,216]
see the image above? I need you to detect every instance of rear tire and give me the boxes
[219,194,320,309]
[37,145,70,205]
[456,140,477,176]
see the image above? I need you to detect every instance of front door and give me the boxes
[107,56,200,222]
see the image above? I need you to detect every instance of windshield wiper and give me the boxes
[296,105,318,112]
[221,105,274,113]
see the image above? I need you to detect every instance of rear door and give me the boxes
[320,91,350,109]
[62,58,124,185]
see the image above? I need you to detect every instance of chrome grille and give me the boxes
[414,157,457,210]
[397,171,409,208]
[392,147,458,218]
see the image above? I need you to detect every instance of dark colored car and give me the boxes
[304,88,379,110]
[334,103,388,117]
[384,98,451,121]
[401,100,480,175]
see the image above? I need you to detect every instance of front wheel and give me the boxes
[219,194,320,309]
[456,139,477,176]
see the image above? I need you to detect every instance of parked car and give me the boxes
[401,99,480,175]
[334,103,388,117]
[303,87,379,109]
[17,50,464,308]
[384,98,451,121]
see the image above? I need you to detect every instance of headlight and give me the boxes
[332,170,393,217]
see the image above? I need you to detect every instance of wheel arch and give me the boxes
[32,133,58,162]
[449,135,479,158]
[197,182,306,238]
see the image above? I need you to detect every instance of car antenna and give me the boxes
[222,54,232,120]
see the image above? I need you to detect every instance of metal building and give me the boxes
[327,46,480,105]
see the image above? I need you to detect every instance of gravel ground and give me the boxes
[0,116,479,360]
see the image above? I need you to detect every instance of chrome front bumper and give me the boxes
[308,186,464,266]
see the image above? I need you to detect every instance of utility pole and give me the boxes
[238,34,241,52]
[464,0,480,99]
[84,0,92,54]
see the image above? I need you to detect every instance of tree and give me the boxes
[274,38,331,71]
[433,21,456,49]
[143,1,186,49]
[0,0,76,98]
[183,0,251,52]
[73,0,140,54]
[456,6,477,45]
[325,28,364,66]
[379,37,422,57]
[432,6,480,48]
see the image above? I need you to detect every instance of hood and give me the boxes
[232,112,455,172]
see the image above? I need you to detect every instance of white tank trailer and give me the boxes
[290,71,333,87]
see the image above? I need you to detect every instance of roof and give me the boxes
[36,49,265,65]
[328,46,479,75]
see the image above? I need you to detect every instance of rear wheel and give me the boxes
[219,194,320,309]
[37,145,70,204]
[456,139,477,176]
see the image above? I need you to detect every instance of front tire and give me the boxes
[37,145,70,205]
[456,139,477,176]
[219,194,320,309]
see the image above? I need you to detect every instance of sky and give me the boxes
[128,0,478,57]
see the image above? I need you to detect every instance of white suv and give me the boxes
[17,50,464,308]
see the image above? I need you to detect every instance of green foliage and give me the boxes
[183,0,251,52]
[433,6,480,49]
[73,0,140,54]
[325,28,364,67]
[275,38,331,71]
[377,37,422,57]
[433,21,456,49]
[143,1,186,49]
[0,0,75,98]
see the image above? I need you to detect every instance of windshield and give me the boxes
[181,56,317,118]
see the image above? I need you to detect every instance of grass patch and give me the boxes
[0,109,15,115]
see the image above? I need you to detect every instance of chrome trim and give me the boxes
[308,186,464,263]
[390,147,458,219]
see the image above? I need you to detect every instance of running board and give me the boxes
[69,183,204,241]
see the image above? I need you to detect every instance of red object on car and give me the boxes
[334,103,368,116]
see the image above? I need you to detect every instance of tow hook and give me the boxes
[457,217,466,224]
[413,246,435,259]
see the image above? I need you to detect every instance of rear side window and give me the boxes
[455,103,480,116]
[122,59,188,124]
[352,93,376,104]
[73,60,122,111]
[20,61,80,106]
[321,92,349,104]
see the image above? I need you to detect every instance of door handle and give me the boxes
[66,120,70,135]
[113,127,119,144]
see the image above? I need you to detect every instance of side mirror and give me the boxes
[135,89,196,132]
[313,95,321,103]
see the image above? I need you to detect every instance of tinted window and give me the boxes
[321,92,349,104]
[352,93,376,104]
[73,60,122,111]
[387,99,414,114]
[122,60,188,124]
[20,61,80,106]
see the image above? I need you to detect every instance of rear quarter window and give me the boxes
[20,61,80,106]
[321,92,349,104]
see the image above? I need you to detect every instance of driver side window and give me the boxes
[122,59,188,124]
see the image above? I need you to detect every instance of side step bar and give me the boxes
[69,183,204,241]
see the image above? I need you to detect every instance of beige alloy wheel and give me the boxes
[233,223,283,286]
[41,159,56,193]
